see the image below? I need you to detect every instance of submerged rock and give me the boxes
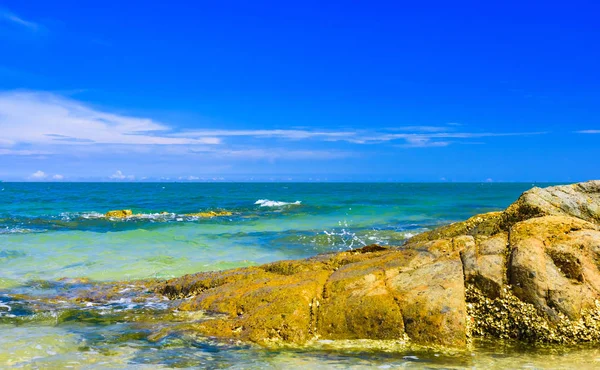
[155,180,600,348]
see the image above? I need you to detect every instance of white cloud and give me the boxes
[0,91,220,148]
[176,127,546,147]
[52,174,64,180]
[29,170,47,179]
[176,129,356,141]
[0,90,551,164]
[0,9,39,31]
[178,176,200,181]
[384,125,454,133]
[187,147,353,160]
[401,137,451,148]
[375,131,546,142]
[109,170,135,180]
[576,130,600,134]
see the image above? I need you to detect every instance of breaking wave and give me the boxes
[254,199,302,207]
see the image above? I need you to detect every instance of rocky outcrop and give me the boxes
[504,181,600,225]
[157,180,600,348]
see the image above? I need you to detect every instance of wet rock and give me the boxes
[407,212,505,244]
[184,211,232,217]
[105,209,133,218]
[161,246,395,345]
[159,245,466,347]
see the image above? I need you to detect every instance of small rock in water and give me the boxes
[105,209,133,218]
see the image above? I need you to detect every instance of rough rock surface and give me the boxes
[157,180,600,348]
[504,180,600,225]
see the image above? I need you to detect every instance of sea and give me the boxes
[2,182,600,369]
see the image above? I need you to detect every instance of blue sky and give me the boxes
[0,0,598,182]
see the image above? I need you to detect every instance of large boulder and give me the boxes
[156,180,600,348]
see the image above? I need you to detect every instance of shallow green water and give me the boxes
[4,182,593,369]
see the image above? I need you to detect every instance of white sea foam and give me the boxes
[80,212,105,219]
[254,199,301,207]
[0,227,46,234]
[59,212,104,221]
[129,213,176,221]
[104,213,178,222]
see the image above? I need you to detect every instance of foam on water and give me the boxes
[255,199,302,207]
[59,211,105,221]
[0,227,46,234]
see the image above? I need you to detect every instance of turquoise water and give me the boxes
[7,182,596,369]
[0,183,538,284]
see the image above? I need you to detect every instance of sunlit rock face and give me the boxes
[157,181,600,348]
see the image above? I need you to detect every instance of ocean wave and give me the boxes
[105,212,231,222]
[59,212,105,221]
[0,227,47,235]
[124,212,177,221]
[254,199,301,207]
[59,211,178,223]
[0,210,234,231]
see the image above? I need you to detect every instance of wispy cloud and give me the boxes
[188,147,354,160]
[0,8,40,31]
[0,90,549,164]
[178,127,546,146]
[363,131,548,145]
[176,129,356,140]
[575,130,600,134]
[400,137,451,148]
[0,148,52,156]
[0,91,221,147]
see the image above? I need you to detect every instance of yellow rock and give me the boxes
[105,209,133,218]
[185,210,232,218]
